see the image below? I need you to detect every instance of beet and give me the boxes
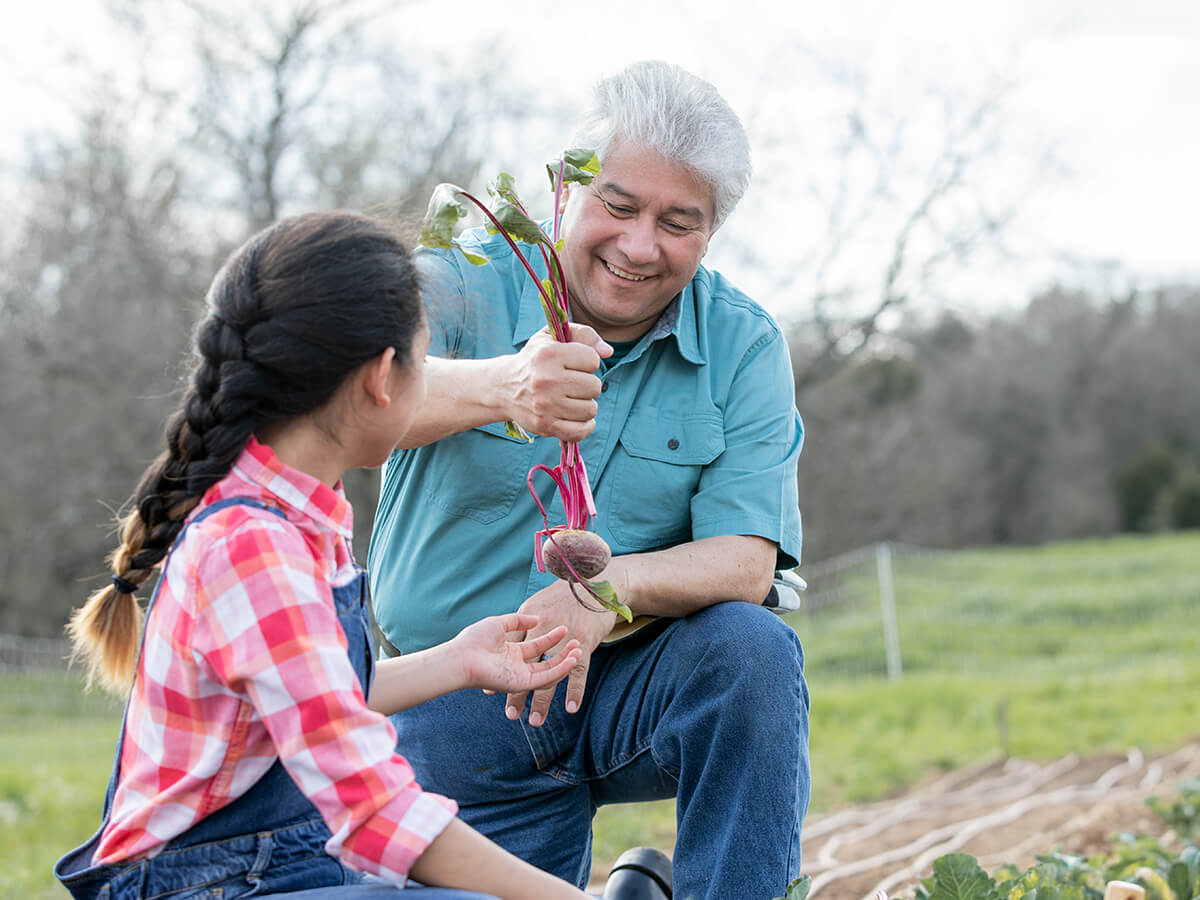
[542,529,611,581]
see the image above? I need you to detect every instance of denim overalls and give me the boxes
[55,497,384,899]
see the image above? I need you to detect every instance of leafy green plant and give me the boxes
[896,838,1200,900]
[911,853,1007,900]
[417,150,631,622]
[1147,778,1200,842]
[773,873,812,900]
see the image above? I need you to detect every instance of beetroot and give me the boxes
[542,529,611,582]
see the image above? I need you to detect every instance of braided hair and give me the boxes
[68,211,423,692]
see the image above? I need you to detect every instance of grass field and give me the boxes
[4,531,1198,898]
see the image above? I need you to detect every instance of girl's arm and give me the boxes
[410,818,591,899]
[366,612,581,716]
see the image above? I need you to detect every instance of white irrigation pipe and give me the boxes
[806,746,1190,900]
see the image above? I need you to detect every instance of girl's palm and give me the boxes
[454,613,581,694]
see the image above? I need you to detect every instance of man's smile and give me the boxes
[604,260,649,282]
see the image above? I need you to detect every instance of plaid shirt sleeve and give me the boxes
[191,514,457,884]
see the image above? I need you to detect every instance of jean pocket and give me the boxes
[608,407,725,547]
[420,421,536,524]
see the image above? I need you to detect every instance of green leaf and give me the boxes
[484,201,551,246]
[546,147,601,190]
[1008,863,1087,900]
[582,579,632,622]
[458,247,490,266]
[418,183,491,266]
[488,171,523,209]
[1180,846,1200,894]
[504,420,533,442]
[771,874,812,900]
[925,854,1003,900]
[1168,861,1192,900]
[419,183,469,250]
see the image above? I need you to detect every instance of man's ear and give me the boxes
[362,347,397,407]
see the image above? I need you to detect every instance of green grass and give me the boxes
[593,532,1200,869]
[0,672,121,900]
[6,531,1199,896]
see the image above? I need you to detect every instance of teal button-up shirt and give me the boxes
[368,225,804,654]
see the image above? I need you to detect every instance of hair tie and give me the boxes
[112,574,139,595]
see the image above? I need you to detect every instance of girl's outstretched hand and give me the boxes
[450,613,581,695]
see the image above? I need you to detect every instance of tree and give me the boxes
[0,0,540,635]
[732,45,1056,390]
[111,0,542,231]
[0,106,203,635]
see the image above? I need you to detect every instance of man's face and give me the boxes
[558,141,715,343]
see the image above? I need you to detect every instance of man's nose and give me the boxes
[616,214,659,265]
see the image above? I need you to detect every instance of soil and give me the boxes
[588,739,1200,899]
[802,739,1200,900]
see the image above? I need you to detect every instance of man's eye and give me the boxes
[602,199,635,217]
[662,220,690,234]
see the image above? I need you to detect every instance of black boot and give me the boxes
[602,847,673,899]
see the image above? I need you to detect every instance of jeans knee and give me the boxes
[678,603,806,700]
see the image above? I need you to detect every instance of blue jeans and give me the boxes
[390,602,810,900]
[268,881,498,899]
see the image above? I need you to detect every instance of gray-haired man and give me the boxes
[370,60,809,900]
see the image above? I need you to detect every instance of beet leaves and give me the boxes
[419,152,632,623]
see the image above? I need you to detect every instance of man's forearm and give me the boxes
[615,533,777,619]
[395,355,512,448]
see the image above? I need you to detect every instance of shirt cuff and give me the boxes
[333,789,459,886]
[692,513,803,572]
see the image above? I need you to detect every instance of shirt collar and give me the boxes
[510,253,707,367]
[231,436,354,539]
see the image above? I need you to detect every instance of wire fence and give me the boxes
[0,632,73,673]
[4,535,1198,684]
[781,537,1199,682]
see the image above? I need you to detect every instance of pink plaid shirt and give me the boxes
[95,437,457,884]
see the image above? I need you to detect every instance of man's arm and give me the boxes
[614,533,776,616]
[508,323,802,725]
[394,327,612,449]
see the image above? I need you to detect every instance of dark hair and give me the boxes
[68,211,423,691]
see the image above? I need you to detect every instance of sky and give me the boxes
[2,0,1197,320]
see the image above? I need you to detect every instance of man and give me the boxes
[369,60,808,900]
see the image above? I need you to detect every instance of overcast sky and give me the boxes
[2,0,1197,318]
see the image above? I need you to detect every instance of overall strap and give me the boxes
[96,496,286,820]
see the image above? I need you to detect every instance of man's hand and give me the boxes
[505,573,622,727]
[505,324,612,443]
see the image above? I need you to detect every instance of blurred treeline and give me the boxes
[791,287,1200,559]
[2,2,1198,637]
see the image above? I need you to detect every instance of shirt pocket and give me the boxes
[607,407,726,548]
[421,421,537,524]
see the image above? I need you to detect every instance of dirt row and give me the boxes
[804,739,1200,900]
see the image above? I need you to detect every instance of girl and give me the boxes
[56,212,593,900]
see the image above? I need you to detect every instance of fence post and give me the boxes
[876,542,902,680]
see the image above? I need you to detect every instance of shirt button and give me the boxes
[667,438,680,450]
[601,382,610,393]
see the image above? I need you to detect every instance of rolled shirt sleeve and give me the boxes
[691,327,804,570]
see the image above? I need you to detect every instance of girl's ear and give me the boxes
[362,347,397,407]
